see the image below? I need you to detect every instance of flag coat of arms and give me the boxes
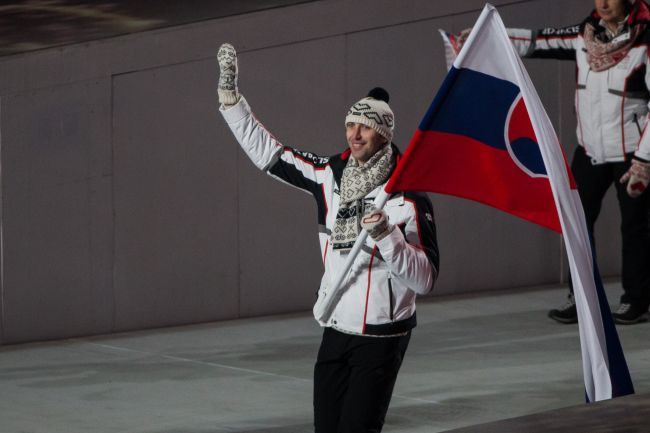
[386,4,634,402]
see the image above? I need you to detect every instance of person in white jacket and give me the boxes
[217,44,439,432]
[513,0,650,325]
[454,0,650,325]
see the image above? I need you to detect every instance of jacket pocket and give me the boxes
[634,113,643,135]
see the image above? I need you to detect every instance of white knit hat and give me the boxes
[345,87,395,143]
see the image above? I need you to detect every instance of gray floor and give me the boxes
[1,282,648,433]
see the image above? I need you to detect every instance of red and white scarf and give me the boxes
[583,21,645,71]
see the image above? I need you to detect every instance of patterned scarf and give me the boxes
[332,145,394,251]
[583,21,645,72]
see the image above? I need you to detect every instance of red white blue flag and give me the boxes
[385,4,634,402]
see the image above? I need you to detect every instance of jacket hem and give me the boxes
[363,313,417,336]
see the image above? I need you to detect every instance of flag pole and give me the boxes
[313,188,390,323]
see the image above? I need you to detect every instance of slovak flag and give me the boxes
[385,4,634,402]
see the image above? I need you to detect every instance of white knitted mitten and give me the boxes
[361,210,393,242]
[620,158,650,198]
[217,43,239,106]
[458,28,472,50]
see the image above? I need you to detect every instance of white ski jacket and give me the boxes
[221,96,439,336]
[507,2,650,163]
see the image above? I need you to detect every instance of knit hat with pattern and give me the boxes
[345,87,394,143]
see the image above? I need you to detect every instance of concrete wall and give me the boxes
[0,0,622,344]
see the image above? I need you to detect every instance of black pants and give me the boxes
[570,146,650,308]
[313,327,411,433]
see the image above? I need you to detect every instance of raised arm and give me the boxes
[446,24,580,61]
[217,43,328,196]
[508,24,580,60]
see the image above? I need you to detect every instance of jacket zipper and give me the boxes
[388,276,394,321]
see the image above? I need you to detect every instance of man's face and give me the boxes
[595,0,629,24]
[346,122,387,164]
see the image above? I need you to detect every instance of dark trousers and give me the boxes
[570,146,650,308]
[313,327,411,433]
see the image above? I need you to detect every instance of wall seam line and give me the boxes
[110,75,117,333]
[0,95,5,344]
